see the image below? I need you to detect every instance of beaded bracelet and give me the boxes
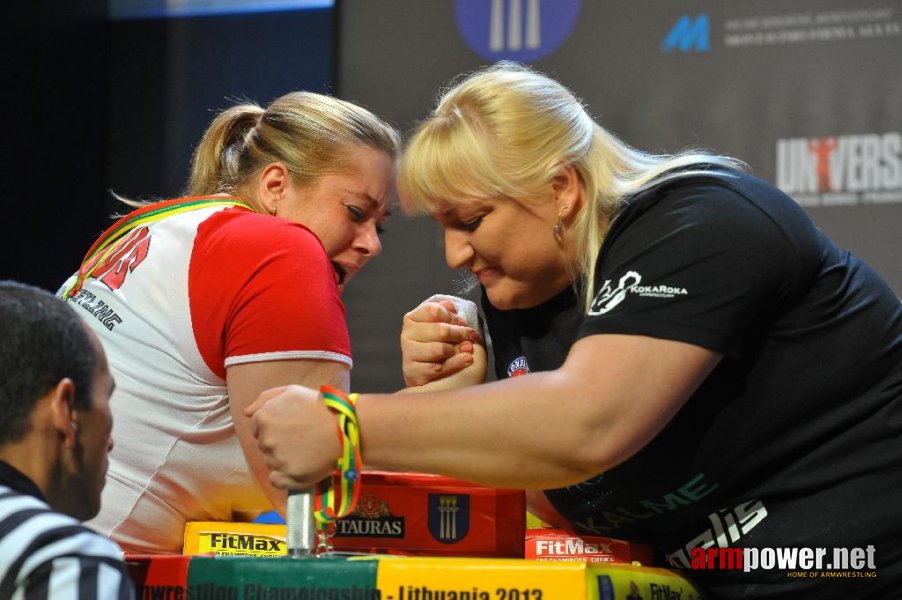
[313,386,362,532]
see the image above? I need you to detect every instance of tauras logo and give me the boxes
[334,517,404,537]
[335,494,405,538]
[589,271,688,315]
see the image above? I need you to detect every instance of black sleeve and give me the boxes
[578,177,820,358]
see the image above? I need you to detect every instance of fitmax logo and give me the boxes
[662,14,710,53]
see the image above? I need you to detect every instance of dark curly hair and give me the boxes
[0,281,98,445]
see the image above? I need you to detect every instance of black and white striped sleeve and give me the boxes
[0,490,135,599]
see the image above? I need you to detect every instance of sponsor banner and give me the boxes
[125,553,703,600]
[337,0,902,391]
[375,557,702,600]
[186,556,379,599]
[185,472,525,558]
[376,557,588,600]
[525,529,654,565]
[125,554,191,599]
[184,522,287,557]
[723,8,901,49]
[589,563,704,600]
[333,472,524,557]
[776,132,902,206]
[662,7,902,54]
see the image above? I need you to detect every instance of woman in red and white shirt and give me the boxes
[60,91,401,553]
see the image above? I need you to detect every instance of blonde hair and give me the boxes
[188,91,400,198]
[398,62,744,307]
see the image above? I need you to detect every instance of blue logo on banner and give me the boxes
[456,0,582,62]
[662,14,710,53]
[427,494,470,544]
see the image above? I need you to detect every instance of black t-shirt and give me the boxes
[482,170,902,598]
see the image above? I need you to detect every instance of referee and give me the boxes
[0,282,134,599]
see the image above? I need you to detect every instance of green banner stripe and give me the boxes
[187,556,379,598]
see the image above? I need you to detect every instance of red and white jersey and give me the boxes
[61,198,350,553]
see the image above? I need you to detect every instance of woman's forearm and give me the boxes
[356,335,719,489]
[356,370,612,489]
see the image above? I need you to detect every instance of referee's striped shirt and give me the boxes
[0,465,135,599]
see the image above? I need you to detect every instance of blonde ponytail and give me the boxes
[187,104,264,196]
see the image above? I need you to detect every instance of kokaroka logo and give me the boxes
[506,355,530,377]
[334,494,405,538]
[455,0,581,62]
[776,132,902,206]
[689,545,877,579]
[589,271,688,315]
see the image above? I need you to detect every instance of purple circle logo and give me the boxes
[456,0,582,62]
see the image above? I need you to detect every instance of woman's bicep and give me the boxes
[227,359,350,511]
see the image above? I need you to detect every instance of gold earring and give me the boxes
[269,204,277,216]
[553,203,569,243]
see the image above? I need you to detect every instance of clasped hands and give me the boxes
[246,297,486,490]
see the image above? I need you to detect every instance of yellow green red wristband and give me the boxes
[314,386,362,530]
